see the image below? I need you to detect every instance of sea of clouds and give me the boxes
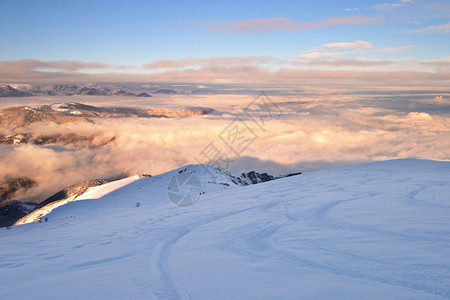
[0,91,449,202]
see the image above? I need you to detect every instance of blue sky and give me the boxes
[1,0,449,85]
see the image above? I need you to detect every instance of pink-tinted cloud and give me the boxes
[419,57,450,67]
[1,56,449,87]
[0,59,108,72]
[412,22,450,33]
[0,59,110,80]
[138,65,450,87]
[40,60,109,71]
[304,59,394,67]
[374,45,415,53]
[144,60,178,69]
[202,16,381,34]
[295,41,374,61]
[296,51,350,60]
[144,56,274,69]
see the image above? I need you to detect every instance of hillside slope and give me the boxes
[0,159,449,299]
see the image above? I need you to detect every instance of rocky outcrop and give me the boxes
[0,177,36,204]
[0,102,213,129]
[40,179,109,206]
[9,178,110,227]
[0,200,35,227]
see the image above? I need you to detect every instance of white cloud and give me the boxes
[344,8,359,11]
[374,3,404,10]
[373,0,412,10]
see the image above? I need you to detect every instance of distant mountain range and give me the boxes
[153,88,177,94]
[0,85,33,97]
[0,83,158,97]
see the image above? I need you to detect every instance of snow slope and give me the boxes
[0,159,449,299]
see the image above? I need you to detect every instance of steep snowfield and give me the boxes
[0,159,449,299]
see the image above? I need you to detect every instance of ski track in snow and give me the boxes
[0,159,449,299]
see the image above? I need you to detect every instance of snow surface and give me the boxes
[1,159,450,299]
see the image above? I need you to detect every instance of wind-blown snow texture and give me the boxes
[1,159,449,299]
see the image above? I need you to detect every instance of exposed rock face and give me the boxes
[0,105,92,128]
[0,133,115,146]
[32,134,96,145]
[285,172,302,177]
[40,179,109,206]
[0,178,36,204]
[0,133,32,145]
[0,178,112,227]
[239,171,275,184]
[0,200,35,227]
[234,170,301,185]
[10,179,111,227]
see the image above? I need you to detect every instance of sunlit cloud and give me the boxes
[1,92,449,202]
[344,8,359,12]
[314,40,373,51]
[295,41,374,61]
[201,16,381,34]
[304,59,394,67]
[295,51,349,60]
[434,95,445,102]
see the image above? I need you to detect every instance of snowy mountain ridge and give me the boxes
[14,164,296,226]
